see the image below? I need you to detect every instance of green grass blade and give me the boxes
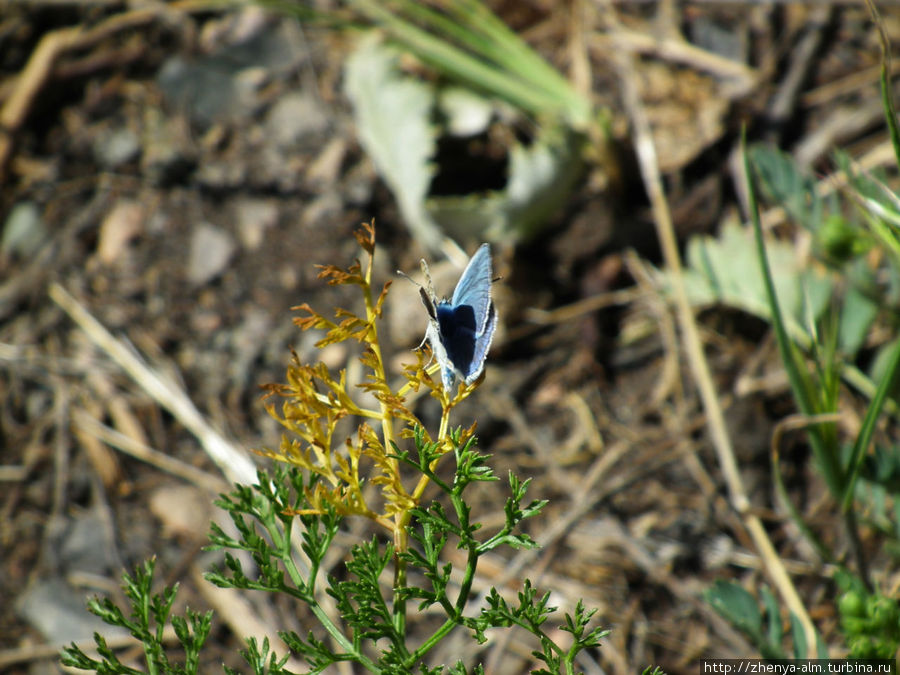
[744,139,813,415]
[743,130,843,492]
[392,0,570,92]
[869,0,900,168]
[440,0,588,114]
[843,3,900,510]
[350,0,570,119]
[842,336,900,511]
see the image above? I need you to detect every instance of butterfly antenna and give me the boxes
[396,269,420,286]
[397,261,438,300]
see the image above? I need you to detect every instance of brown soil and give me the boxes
[1,2,897,674]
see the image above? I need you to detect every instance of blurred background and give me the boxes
[3,1,900,673]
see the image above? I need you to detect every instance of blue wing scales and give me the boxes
[450,243,493,334]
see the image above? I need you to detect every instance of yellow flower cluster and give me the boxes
[258,222,478,546]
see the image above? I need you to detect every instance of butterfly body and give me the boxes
[420,244,497,391]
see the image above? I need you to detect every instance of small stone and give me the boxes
[156,56,233,128]
[235,198,279,250]
[265,92,330,149]
[278,263,298,290]
[188,223,236,286]
[342,160,376,207]
[58,511,116,576]
[97,200,144,264]
[17,578,126,644]
[149,484,211,540]
[2,201,47,259]
[93,126,141,168]
[306,137,347,189]
[230,309,272,383]
[141,111,196,185]
[302,190,342,228]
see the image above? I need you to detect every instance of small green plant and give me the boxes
[62,222,618,674]
[704,580,825,660]
[836,570,900,659]
[707,21,900,658]
[705,136,900,661]
[699,4,900,661]
[61,558,213,674]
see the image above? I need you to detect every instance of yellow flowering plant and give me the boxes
[62,222,613,675]
[257,221,476,535]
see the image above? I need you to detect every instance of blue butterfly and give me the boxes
[418,244,497,391]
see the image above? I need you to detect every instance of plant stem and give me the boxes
[279,517,380,670]
[845,507,872,592]
[362,244,396,482]
[140,585,159,675]
[408,476,482,665]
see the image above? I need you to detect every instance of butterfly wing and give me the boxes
[444,244,498,383]
[464,302,496,384]
[450,243,493,335]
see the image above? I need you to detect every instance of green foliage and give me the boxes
[60,558,213,675]
[703,12,900,659]
[679,143,900,367]
[677,218,832,346]
[744,131,900,534]
[344,36,589,249]
[750,144,830,233]
[224,638,292,675]
[704,581,825,660]
[836,571,900,659]
[344,37,441,250]
[716,31,900,659]
[748,141,900,364]
[308,0,593,128]
[738,128,900,659]
[258,0,609,248]
[205,429,607,673]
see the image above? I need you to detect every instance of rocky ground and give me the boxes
[1,2,898,674]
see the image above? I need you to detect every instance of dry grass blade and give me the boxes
[72,408,229,494]
[48,282,258,486]
[589,26,758,92]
